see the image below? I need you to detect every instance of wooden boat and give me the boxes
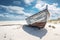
[26,6,50,29]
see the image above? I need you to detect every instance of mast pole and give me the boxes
[46,5,48,10]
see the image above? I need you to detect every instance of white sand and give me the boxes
[0,21,60,40]
[0,21,27,25]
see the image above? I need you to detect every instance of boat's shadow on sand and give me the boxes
[22,25,47,39]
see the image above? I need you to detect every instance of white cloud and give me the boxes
[0,5,25,14]
[47,3,60,19]
[0,14,5,17]
[7,6,25,14]
[5,14,24,19]
[24,13,33,17]
[35,0,46,10]
[35,0,60,19]
[24,0,34,5]
[0,5,32,20]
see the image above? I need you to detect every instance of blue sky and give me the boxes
[0,0,60,21]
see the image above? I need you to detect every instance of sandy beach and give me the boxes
[0,21,60,40]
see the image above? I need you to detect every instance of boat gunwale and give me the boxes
[25,8,49,20]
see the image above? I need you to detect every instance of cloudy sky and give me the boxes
[0,0,60,21]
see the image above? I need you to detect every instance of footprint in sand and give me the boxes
[4,34,6,38]
[54,33,60,36]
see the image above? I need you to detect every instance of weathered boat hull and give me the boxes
[26,6,50,29]
[30,22,46,28]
